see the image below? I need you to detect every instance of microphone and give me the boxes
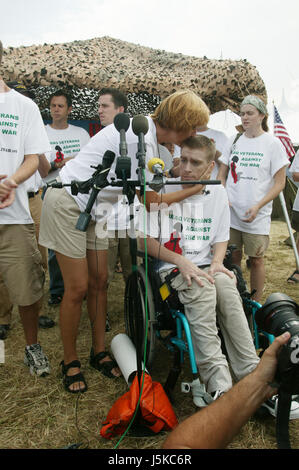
[76,150,116,231]
[147,158,165,193]
[132,114,149,138]
[114,113,130,158]
[132,115,148,161]
[114,113,131,180]
[132,115,149,186]
[147,157,165,176]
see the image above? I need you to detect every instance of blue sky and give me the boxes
[2,0,299,139]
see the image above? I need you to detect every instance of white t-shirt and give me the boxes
[138,182,230,272]
[59,116,159,223]
[43,124,90,184]
[219,133,289,235]
[290,149,299,211]
[196,128,229,180]
[0,89,51,224]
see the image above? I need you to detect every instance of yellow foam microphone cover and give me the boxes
[147,157,165,173]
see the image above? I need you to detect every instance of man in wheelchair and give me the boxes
[139,135,260,399]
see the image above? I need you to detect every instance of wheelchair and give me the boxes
[124,246,275,406]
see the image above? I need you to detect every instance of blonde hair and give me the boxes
[151,90,210,133]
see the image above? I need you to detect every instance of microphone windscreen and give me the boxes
[114,113,130,133]
[147,157,165,173]
[102,150,116,167]
[132,115,149,136]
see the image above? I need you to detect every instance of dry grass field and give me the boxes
[1,219,299,450]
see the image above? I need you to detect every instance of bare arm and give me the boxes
[137,165,213,210]
[243,166,287,223]
[292,171,299,183]
[208,241,234,278]
[0,154,38,208]
[163,332,291,449]
[217,162,229,186]
[11,154,39,185]
[38,154,51,178]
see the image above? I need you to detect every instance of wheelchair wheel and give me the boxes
[124,266,157,369]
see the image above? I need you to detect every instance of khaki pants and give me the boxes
[160,268,259,393]
[0,192,46,325]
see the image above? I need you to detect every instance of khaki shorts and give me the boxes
[39,187,108,259]
[229,228,269,258]
[0,224,45,306]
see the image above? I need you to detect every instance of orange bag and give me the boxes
[100,373,178,439]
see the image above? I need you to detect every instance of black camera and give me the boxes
[255,293,299,394]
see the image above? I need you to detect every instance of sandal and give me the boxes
[60,360,88,394]
[287,270,299,284]
[89,349,121,379]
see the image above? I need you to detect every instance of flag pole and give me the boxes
[273,101,299,269]
[278,192,299,269]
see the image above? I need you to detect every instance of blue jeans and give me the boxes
[48,249,64,298]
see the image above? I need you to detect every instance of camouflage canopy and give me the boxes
[2,36,267,119]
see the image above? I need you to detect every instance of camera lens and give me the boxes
[255,293,299,338]
[255,293,299,393]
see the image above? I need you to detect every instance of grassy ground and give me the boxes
[0,220,299,449]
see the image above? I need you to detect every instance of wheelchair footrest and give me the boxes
[181,378,213,408]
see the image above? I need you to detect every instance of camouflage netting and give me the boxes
[2,36,267,119]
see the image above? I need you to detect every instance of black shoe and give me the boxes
[48,295,63,306]
[38,315,55,329]
[0,324,10,340]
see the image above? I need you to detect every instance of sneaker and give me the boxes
[261,395,299,420]
[24,343,50,377]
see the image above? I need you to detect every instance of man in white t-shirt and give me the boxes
[0,82,53,336]
[97,88,132,286]
[196,124,229,180]
[138,135,259,399]
[288,149,299,283]
[44,90,90,306]
[0,40,51,376]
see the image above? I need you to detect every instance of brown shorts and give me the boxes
[0,224,45,306]
[291,210,299,232]
[39,187,108,259]
[229,228,269,258]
